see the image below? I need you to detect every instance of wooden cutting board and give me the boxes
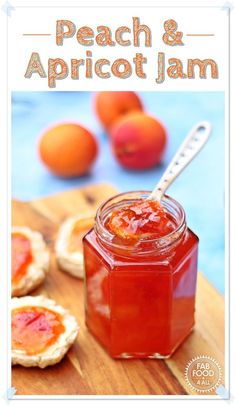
[12,183,224,396]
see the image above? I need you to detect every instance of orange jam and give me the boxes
[68,217,94,253]
[106,199,176,242]
[83,192,199,359]
[12,233,33,284]
[12,306,65,355]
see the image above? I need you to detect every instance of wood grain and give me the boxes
[12,183,224,396]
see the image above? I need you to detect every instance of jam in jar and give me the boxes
[83,191,198,358]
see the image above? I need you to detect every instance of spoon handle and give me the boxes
[149,121,212,201]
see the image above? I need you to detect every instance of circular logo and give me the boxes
[185,355,222,393]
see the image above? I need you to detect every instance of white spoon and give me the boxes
[148,121,212,202]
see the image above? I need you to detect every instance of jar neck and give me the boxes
[94,191,187,258]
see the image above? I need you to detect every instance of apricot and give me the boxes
[110,112,167,170]
[94,91,143,132]
[39,123,98,177]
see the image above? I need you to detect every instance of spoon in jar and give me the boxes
[148,121,212,202]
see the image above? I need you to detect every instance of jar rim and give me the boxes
[95,191,186,254]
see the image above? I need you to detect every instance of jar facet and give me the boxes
[83,191,198,358]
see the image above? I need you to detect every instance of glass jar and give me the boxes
[83,191,198,359]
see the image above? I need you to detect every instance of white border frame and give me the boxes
[0,0,233,403]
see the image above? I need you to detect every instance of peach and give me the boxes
[39,123,98,178]
[110,112,167,170]
[94,91,143,132]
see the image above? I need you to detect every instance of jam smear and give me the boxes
[68,218,94,253]
[12,306,65,355]
[12,233,33,284]
[106,199,176,242]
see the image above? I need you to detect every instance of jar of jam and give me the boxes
[83,191,198,359]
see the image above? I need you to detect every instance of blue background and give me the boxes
[12,91,225,294]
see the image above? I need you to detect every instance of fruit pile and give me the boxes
[39,92,167,177]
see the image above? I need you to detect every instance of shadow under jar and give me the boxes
[83,191,199,359]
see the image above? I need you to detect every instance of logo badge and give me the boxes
[185,355,222,393]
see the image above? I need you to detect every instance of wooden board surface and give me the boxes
[12,183,225,396]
